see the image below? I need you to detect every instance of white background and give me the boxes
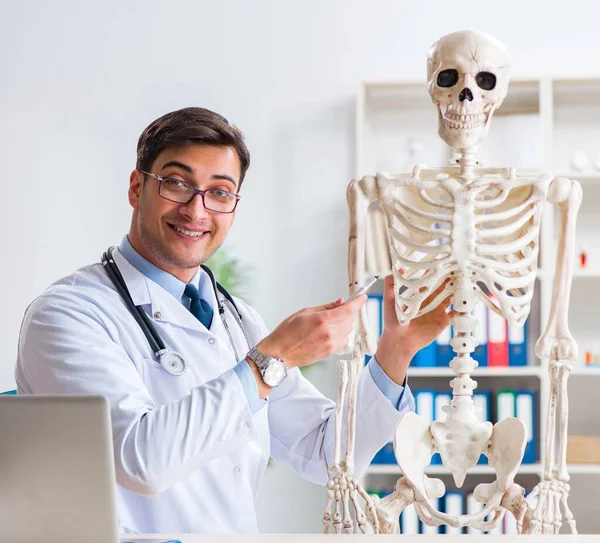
[3,0,600,533]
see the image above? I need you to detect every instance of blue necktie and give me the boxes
[184,283,213,330]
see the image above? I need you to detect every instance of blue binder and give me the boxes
[371,441,396,464]
[508,321,528,366]
[412,341,437,367]
[516,390,536,464]
[472,301,488,367]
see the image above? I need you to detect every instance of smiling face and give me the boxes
[128,144,241,283]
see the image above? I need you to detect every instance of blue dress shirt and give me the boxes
[118,236,407,413]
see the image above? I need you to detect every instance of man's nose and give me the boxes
[181,192,210,219]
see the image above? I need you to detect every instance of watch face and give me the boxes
[263,360,287,387]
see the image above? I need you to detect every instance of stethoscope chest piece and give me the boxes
[157,349,187,376]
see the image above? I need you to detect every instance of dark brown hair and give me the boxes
[136,107,251,188]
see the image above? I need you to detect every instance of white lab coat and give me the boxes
[15,248,411,533]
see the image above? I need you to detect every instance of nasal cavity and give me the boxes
[459,88,474,102]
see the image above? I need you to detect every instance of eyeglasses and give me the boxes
[140,170,241,214]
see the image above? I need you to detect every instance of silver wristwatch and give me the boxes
[247,347,288,387]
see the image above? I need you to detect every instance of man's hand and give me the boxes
[247,295,367,398]
[255,294,367,369]
[375,272,454,385]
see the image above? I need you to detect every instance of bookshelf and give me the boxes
[407,366,542,377]
[356,76,600,534]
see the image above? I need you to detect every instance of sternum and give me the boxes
[451,193,476,263]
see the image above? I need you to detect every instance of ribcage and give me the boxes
[472,183,545,325]
[378,178,546,325]
[380,183,455,322]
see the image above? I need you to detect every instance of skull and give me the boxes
[426,30,510,149]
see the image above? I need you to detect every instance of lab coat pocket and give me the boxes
[141,357,195,406]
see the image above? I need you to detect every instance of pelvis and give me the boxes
[393,401,526,502]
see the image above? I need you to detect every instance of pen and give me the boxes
[345,275,379,303]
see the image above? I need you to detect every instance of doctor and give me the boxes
[16,107,452,534]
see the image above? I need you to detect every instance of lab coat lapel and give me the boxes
[112,248,213,335]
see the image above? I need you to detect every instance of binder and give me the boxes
[508,321,528,366]
[496,389,516,421]
[443,491,464,534]
[364,294,383,365]
[466,493,501,534]
[436,325,454,367]
[516,390,536,464]
[503,510,519,534]
[414,390,436,465]
[472,301,488,367]
[420,497,441,534]
[400,503,419,534]
[414,390,436,423]
[366,294,383,339]
[435,392,451,423]
[488,304,508,366]
[465,492,482,534]
[486,510,502,534]
[473,391,491,465]
[371,441,395,464]
[412,341,436,367]
[432,392,451,465]
[473,391,491,422]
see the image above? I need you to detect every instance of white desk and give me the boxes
[122,535,598,542]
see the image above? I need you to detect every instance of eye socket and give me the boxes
[476,71,497,91]
[437,69,459,88]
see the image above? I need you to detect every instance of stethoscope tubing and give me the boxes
[101,247,250,376]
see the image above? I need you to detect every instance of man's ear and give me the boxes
[128,170,143,208]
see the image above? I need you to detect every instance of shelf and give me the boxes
[367,463,542,476]
[409,366,542,378]
[355,75,600,533]
[556,172,600,184]
[573,269,600,278]
[569,367,600,376]
[367,463,600,476]
[537,269,600,280]
[566,464,600,474]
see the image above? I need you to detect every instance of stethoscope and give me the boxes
[101,246,252,376]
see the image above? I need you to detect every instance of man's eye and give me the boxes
[163,178,188,190]
[210,189,229,199]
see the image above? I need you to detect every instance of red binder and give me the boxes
[487,301,508,367]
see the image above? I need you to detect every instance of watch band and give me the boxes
[247,347,287,387]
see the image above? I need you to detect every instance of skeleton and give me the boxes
[323,30,582,534]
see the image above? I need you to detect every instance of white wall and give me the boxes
[3,0,600,533]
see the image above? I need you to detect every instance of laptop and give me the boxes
[0,395,119,543]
